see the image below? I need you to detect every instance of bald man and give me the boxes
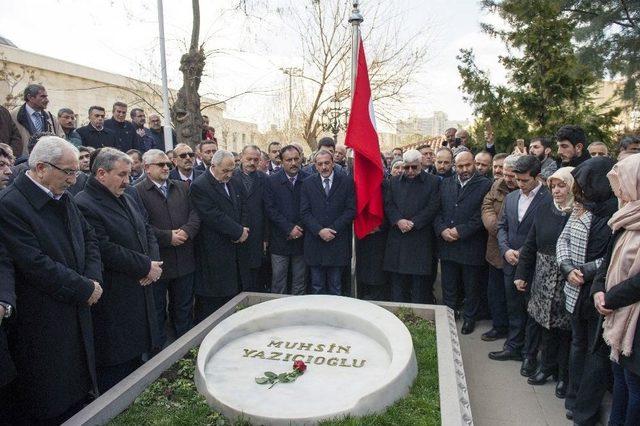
[434,151,492,335]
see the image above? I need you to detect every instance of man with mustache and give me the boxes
[231,145,267,292]
[435,151,492,335]
[555,125,590,168]
[169,143,202,185]
[528,136,557,180]
[263,145,309,295]
[76,148,162,393]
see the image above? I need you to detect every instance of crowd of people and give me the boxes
[1,83,640,425]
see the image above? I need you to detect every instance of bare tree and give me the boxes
[170,0,207,148]
[0,54,37,109]
[286,0,429,150]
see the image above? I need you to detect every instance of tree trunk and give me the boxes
[171,0,206,149]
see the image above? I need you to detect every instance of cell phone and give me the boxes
[516,139,525,151]
[454,137,461,147]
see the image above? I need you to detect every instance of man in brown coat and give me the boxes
[480,154,519,341]
[0,105,21,154]
[135,149,200,347]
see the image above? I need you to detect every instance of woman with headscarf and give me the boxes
[389,158,404,177]
[514,167,575,397]
[556,156,618,424]
[591,154,640,426]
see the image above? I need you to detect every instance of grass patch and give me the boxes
[109,309,439,426]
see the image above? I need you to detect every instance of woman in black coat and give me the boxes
[556,156,617,424]
[514,167,574,397]
[592,154,640,426]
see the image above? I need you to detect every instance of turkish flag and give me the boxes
[345,36,384,239]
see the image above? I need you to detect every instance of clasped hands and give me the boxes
[441,227,459,242]
[170,229,189,246]
[318,228,337,242]
[140,261,164,286]
[288,225,304,240]
[398,219,414,234]
[233,227,250,244]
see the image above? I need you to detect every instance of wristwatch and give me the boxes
[0,302,12,318]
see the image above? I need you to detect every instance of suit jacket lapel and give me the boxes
[327,172,341,199]
[519,187,547,225]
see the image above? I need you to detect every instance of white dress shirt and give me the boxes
[517,182,542,222]
[26,170,62,200]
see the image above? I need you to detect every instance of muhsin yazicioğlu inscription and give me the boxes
[195,295,418,426]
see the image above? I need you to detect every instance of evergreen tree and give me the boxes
[458,0,620,153]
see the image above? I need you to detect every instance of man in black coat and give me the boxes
[77,106,118,150]
[434,151,492,335]
[0,241,15,419]
[135,149,200,347]
[490,156,551,373]
[384,149,441,303]
[76,148,162,393]
[191,149,249,322]
[0,137,103,423]
[556,125,591,168]
[263,145,309,295]
[300,149,356,295]
[103,102,141,152]
[231,145,268,292]
[169,143,203,185]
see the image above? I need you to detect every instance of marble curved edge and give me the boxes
[195,295,418,425]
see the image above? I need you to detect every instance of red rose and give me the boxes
[293,360,307,373]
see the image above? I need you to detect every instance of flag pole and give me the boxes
[348,1,363,298]
[349,1,363,101]
[157,0,174,151]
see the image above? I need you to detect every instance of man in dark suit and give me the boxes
[384,149,441,303]
[0,136,103,423]
[190,149,249,322]
[194,139,217,172]
[0,241,15,419]
[231,145,267,292]
[266,141,282,175]
[263,145,309,295]
[77,106,118,150]
[76,148,162,393]
[135,149,200,347]
[490,155,551,376]
[300,149,355,295]
[103,102,140,152]
[434,151,492,335]
[169,143,202,185]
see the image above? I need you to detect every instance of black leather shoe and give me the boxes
[555,380,567,399]
[520,358,538,377]
[460,321,475,335]
[527,368,557,385]
[488,349,523,361]
[566,409,573,420]
[481,328,508,341]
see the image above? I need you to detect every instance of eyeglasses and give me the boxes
[44,162,81,177]
[178,152,195,159]
[403,165,420,171]
[150,162,173,169]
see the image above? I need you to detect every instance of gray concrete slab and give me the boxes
[458,319,573,426]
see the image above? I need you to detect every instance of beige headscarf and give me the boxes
[602,153,640,361]
[547,167,575,213]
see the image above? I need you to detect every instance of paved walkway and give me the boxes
[458,319,574,426]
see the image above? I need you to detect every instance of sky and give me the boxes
[0,0,508,132]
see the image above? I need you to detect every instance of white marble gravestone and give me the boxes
[195,295,418,425]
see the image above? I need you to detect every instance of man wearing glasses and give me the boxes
[383,149,441,304]
[134,149,200,348]
[0,136,103,423]
[169,143,202,185]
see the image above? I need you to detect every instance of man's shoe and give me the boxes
[460,321,475,335]
[488,349,523,361]
[520,358,538,377]
[527,367,557,385]
[481,328,508,342]
[566,409,573,420]
[555,380,567,399]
